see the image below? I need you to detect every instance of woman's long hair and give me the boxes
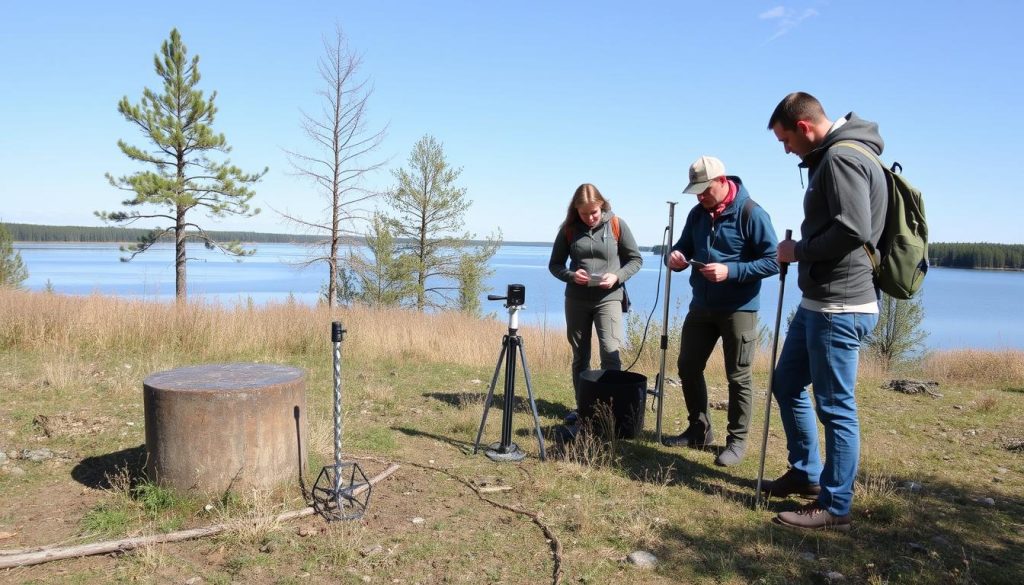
[561,183,612,230]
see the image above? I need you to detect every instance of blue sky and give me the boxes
[2,1,1021,245]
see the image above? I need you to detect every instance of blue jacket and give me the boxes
[670,177,779,311]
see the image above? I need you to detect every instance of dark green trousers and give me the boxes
[676,309,758,445]
[565,296,623,408]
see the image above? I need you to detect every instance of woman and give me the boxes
[548,183,643,424]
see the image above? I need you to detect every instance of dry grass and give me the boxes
[0,289,575,371]
[3,289,1024,584]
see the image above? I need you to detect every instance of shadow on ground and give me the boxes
[648,470,1024,584]
[423,390,571,421]
[71,444,147,489]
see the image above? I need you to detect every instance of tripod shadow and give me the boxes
[423,391,570,421]
[392,425,477,453]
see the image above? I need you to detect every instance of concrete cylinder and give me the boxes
[143,363,307,494]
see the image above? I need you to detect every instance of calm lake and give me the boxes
[14,242,1024,351]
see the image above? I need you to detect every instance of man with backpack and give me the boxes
[661,155,778,467]
[762,92,886,531]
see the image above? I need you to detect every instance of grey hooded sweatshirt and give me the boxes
[794,113,888,307]
[548,211,643,303]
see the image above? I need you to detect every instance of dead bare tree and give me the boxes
[279,25,388,306]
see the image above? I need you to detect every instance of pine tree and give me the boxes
[0,225,29,288]
[865,292,929,369]
[348,212,415,307]
[97,28,267,301]
[387,135,500,311]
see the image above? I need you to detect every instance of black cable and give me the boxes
[624,224,671,372]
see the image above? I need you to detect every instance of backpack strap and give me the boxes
[831,140,885,271]
[739,198,756,242]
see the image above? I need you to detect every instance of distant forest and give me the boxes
[929,242,1024,270]
[1,222,552,248]
[647,242,1023,271]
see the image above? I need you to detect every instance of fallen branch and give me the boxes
[358,455,563,585]
[0,463,399,570]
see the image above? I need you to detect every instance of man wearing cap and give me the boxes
[662,155,779,467]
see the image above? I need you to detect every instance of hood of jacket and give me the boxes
[800,112,885,171]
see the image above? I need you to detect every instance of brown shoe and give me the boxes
[774,502,851,531]
[761,468,821,499]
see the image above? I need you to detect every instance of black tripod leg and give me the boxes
[474,341,508,454]
[516,338,547,461]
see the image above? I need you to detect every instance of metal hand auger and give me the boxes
[312,321,371,520]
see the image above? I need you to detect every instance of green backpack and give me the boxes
[833,141,929,300]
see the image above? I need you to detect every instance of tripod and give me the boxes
[473,291,547,462]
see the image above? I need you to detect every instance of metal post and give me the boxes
[755,229,792,508]
[654,201,677,444]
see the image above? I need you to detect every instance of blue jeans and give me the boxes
[772,306,878,516]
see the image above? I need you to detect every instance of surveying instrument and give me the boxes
[311,321,371,521]
[473,284,547,462]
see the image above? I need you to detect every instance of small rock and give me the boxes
[0,451,7,465]
[204,504,215,512]
[978,497,995,507]
[360,544,383,557]
[184,577,203,585]
[899,481,923,494]
[259,541,276,553]
[22,449,54,462]
[799,551,816,561]
[997,467,1009,474]
[0,466,25,477]
[931,535,951,547]
[953,405,964,410]
[993,476,1003,483]
[470,379,482,385]
[907,542,928,554]
[822,571,846,583]
[361,577,371,583]
[626,550,658,568]
[411,517,425,525]
[297,526,318,537]
[126,421,135,426]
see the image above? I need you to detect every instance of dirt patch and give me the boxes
[32,414,116,438]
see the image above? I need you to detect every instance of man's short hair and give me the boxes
[767,92,827,130]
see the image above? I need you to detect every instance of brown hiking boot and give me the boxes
[774,502,851,531]
[760,468,821,498]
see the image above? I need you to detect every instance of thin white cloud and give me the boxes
[761,5,820,42]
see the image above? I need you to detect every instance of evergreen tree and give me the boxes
[97,28,267,301]
[864,292,928,369]
[387,135,501,311]
[348,212,415,307]
[0,225,29,288]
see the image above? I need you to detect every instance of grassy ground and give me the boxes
[0,289,1022,584]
